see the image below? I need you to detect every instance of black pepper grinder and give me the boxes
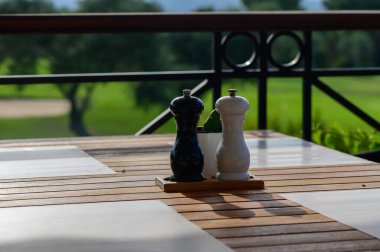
[169,89,204,182]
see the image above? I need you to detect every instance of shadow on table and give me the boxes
[182,192,255,219]
[237,191,308,217]
[182,191,307,219]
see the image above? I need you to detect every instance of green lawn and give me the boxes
[0,76,379,153]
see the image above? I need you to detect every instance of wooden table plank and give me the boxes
[222,230,373,248]
[0,131,379,251]
[207,222,354,238]
[194,214,332,229]
[235,239,380,252]
[181,206,315,220]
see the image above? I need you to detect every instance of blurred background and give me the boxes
[0,0,380,154]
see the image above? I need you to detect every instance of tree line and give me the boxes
[0,0,378,136]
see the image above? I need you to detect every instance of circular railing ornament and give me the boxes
[267,32,304,70]
[221,32,259,70]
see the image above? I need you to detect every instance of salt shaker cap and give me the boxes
[215,89,249,115]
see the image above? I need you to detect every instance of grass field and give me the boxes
[0,76,379,153]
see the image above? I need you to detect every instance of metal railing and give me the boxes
[1,11,380,142]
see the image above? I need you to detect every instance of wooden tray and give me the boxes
[155,176,264,192]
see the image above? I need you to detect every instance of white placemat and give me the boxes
[0,145,114,179]
[281,189,380,239]
[0,200,232,252]
[248,137,372,168]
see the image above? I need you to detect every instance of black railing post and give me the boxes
[302,31,312,141]
[258,31,268,130]
[212,32,222,108]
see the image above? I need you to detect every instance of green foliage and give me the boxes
[0,0,380,156]
[49,0,163,74]
[0,0,165,74]
[202,109,222,132]
[0,0,56,74]
[313,31,375,68]
[0,116,73,139]
[0,0,169,135]
[132,81,195,110]
[0,77,380,157]
[168,33,212,70]
[323,0,380,10]
[313,123,380,154]
[322,0,380,67]
[78,0,161,12]
[0,0,55,13]
[242,0,301,10]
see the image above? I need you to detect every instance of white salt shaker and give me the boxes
[215,89,250,181]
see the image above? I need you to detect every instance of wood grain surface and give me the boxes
[0,131,379,251]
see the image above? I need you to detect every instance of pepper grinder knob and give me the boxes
[228,89,237,97]
[183,89,191,97]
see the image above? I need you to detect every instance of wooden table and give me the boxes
[1,131,380,251]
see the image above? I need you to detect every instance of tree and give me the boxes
[0,0,55,13]
[0,0,55,75]
[50,0,164,135]
[313,31,374,68]
[323,0,380,10]
[57,83,95,136]
[78,0,161,12]
[321,0,379,67]
[241,0,301,10]
[132,31,214,109]
[0,0,169,136]
[0,0,95,136]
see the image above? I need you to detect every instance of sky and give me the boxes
[53,0,77,9]
[52,0,324,11]
[303,0,324,10]
[151,0,244,11]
